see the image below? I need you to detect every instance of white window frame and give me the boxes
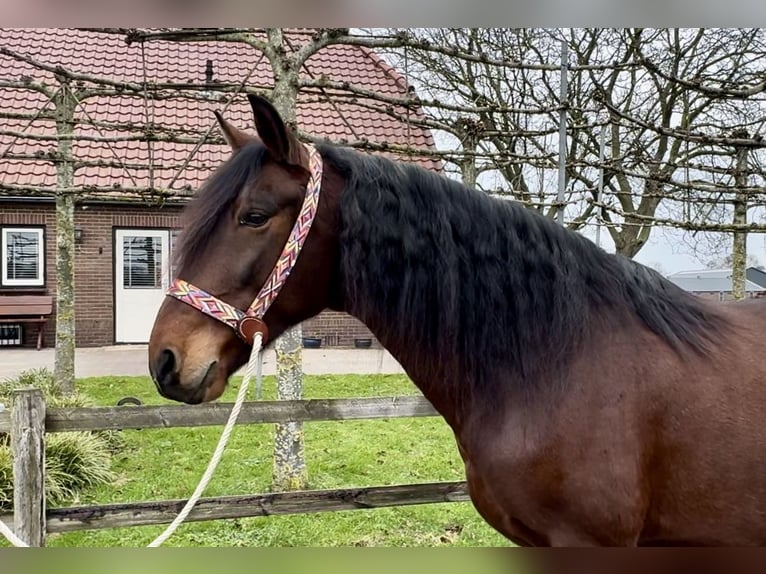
[1,227,45,287]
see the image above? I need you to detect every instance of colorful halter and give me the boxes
[166,144,323,346]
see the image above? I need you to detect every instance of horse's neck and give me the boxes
[329,150,515,427]
[339,308,466,428]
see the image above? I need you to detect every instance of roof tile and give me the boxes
[1,28,440,200]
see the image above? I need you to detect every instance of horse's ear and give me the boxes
[247,94,305,167]
[214,111,252,152]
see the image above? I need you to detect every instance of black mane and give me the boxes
[175,142,267,274]
[323,144,726,399]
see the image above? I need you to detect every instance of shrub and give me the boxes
[0,367,60,406]
[0,368,118,512]
[0,446,11,510]
[45,432,115,506]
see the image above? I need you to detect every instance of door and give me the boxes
[115,229,171,343]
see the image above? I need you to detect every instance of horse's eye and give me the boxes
[239,212,270,228]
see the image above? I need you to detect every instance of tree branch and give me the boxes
[599,96,766,149]
[638,52,766,99]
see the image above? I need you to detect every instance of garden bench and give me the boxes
[0,295,54,350]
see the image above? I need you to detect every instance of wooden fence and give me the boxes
[0,388,470,546]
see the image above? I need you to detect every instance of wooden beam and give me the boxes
[39,481,470,533]
[0,396,438,433]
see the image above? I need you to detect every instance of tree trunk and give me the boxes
[731,138,750,301]
[271,326,308,490]
[556,39,568,226]
[612,222,647,259]
[266,28,308,491]
[459,123,477,189]
[53,81,77,395]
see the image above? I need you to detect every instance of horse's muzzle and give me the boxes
[149,348,215,404]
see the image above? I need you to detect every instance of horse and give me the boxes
[148,95,766,546]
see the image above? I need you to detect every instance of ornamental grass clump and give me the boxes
[0,368,117,511]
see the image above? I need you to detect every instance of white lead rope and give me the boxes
[0,332,263,548]
[0,511,28,547]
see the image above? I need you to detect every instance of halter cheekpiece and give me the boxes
[166,144,323,345]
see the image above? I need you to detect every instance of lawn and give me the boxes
[36,373,511,547]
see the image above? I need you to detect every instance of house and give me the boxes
[666,267,766,301]
[0,28,439,348]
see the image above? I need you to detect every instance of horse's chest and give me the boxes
[457,433,553,546]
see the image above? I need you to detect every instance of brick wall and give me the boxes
[75,205,183,346]
[1,201,184,348]
[1,200,379,349]
[302,310,380,348]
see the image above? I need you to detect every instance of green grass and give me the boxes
[35,373,511,547]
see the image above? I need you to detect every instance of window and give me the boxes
[1,227,45,287]
[122,235,162,289]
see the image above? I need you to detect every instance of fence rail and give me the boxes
[1,388,467,546]
[1,481,471,534]
[0,395,438,433]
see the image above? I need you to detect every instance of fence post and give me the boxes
[11,388,46,547]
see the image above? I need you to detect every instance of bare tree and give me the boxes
[372,29,766,263]
[377,29,592,223]
[257,28,308,492]
[0,52,79,394]
[51,78,77,393]
[584,28,766,257]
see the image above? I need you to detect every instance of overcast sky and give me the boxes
[577,221,766,275]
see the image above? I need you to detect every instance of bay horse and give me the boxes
[148,95,766,546]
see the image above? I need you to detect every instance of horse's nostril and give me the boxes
[155,348,178,388]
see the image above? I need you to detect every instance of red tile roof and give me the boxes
[0,28,440,202]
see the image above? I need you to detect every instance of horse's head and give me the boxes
[148,95,339,404]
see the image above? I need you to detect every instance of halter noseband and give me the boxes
[166,144,323,346]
